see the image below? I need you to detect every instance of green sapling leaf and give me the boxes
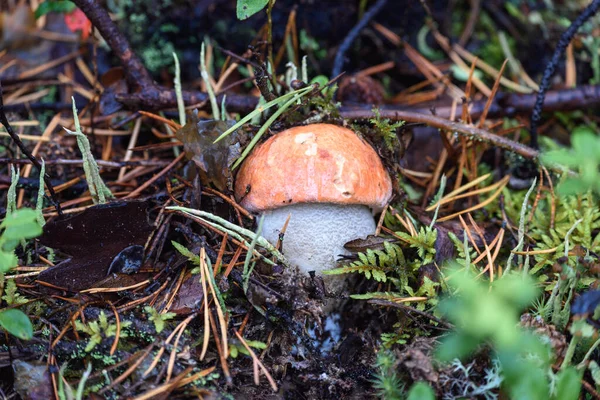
[0,309,33,340]
[236,0,269,20]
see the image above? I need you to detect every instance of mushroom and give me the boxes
[235,123,392,288]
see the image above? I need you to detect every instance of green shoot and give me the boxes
[200,41,220,120]
[35,159,46,227]
[57,362,92,400]
[301,55,308,83]
[505,177,537,275]
[229,338,267,358]
[64,97,113,204]
[430,174,446,228]
[564,218,583,258]
[221,94,228,121]
[167,206,287,265]
[231,86,314,169]
[285,61,297,87]
[173,52,186,126]
[6,165,19,216]
[242,215,264,294]
[213,84,313,145]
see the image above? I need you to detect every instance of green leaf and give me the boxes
[229,344,239,358]
[553,367,582,400]
[1,221,43,244]
[1,208,40,229]
[34,1,76,19]
[571,128,600,158]
[406,382,435,400]
[541,150,577,168]
[0,251,18,273]
[435,332,479,362]
[236,0,269,20]
[0,309,33,340]
[244,339,267,350]
[557,178,589,196]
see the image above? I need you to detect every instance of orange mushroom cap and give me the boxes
[235,124,393,213]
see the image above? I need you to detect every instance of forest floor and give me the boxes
[2,1,600,399]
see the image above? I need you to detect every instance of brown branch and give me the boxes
[340,107,540,160]
[341,84,600,121]
[72,0,153,90]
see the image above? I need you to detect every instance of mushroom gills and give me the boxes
[260,203,376,276]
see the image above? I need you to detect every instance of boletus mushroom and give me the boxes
[235,123,392,288]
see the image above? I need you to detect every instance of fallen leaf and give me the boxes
[175,113,241,192]
[169,274,204,315]
[37,200,153,291]
[12,360,53,400]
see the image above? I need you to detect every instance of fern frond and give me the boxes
[324,264,388,282]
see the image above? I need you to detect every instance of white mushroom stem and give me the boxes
[260,203,377,277]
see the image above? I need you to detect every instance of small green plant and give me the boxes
[144,306,176,334]
[0,166,44,340]
[372,349,405,400]
[57,362,92,400]
[75,311,131,352]
[436,266,582,400]
[2,280,28,306]
[172,52,186,127]
[6,165,19,216]
[0,308,34,341]
[396,226,437,265]
[0,210,42,339]
[370,107,406,151]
